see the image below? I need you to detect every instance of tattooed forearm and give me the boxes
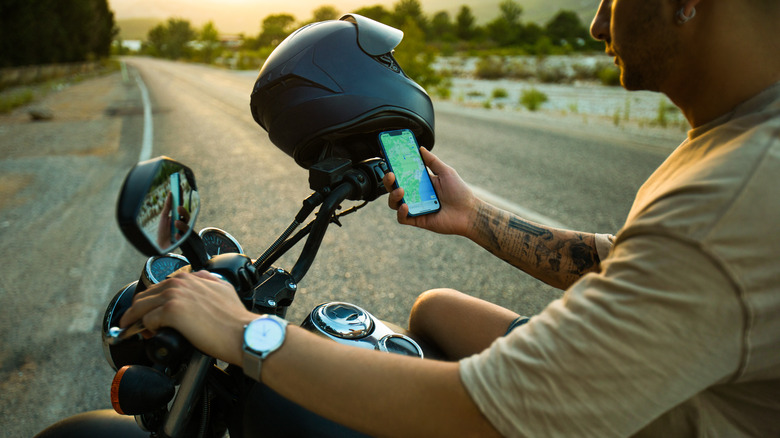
[474,203,502,254]
[470,202,601,290]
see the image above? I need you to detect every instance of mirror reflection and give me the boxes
[136,161,200,253]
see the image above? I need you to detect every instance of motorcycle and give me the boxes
[35,154,443,438]
[37,13,441,437]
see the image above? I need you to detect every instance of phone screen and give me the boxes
[170,172,181,240]
[378,129,440,216]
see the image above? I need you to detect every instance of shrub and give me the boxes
[536,64,568,83]
[520,88,548,111]
[475,56,505,79]
[434,84,452,100]
[597,65,621,86]
[491,87,509,99]
[504,60,534,80]
[571,63,597,81]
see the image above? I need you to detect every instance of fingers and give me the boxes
[396,203,412,224]
[384,172,405,211]
[388,188,404,210]
[191,269,227,284]
[161,191,172,214]
[178,206,190,223]
[119,283,166,330]
[119,273,193,330]
[382,171,395,193]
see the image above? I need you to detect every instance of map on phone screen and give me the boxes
[380,129,439,215]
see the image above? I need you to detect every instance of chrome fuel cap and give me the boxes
[311,302,373,339]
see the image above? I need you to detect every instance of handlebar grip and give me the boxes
[146,328,193,366]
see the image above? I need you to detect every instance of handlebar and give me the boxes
[290,182,354,283]
[256,158,387,284]
[105,153,396,438]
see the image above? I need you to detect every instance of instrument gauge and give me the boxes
[199,227,243,258]
[142,254,190,287]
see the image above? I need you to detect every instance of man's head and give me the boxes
[589,0,699,93]
[589,0,780,126]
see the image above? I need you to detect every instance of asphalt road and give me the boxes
[0,57,676,436]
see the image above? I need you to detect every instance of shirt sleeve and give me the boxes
[595,233,615,262]
[459,233,744,437]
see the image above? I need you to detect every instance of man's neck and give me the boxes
[664,8,780,128]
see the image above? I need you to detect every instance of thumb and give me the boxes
[420,147,448,176]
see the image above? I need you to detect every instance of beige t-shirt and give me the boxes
[460,82,780,437]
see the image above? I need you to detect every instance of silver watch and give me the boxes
[242,314,288,380]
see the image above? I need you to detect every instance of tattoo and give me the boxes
[471,203,600,289]
[508,217,545,236]
[509,217,554,246]
[474,204,501,253]
[570,240,597,274]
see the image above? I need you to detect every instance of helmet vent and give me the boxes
[374,54,401,73]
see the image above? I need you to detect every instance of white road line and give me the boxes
[467,184,569,229]
[133,68,154,161]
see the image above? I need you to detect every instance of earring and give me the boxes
[676,7,696,24]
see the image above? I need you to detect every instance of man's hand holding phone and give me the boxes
[383,147,477,237]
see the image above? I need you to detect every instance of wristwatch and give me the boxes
[242,314,288,380]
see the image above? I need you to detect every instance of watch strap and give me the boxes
[242,348,263,380]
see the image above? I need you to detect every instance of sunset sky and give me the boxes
[107,0,592,35]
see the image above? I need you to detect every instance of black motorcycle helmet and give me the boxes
[250,14,435,169]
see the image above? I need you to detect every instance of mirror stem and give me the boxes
[179,233,209,271]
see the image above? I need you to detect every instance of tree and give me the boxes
[545,10,589,48]
[199,21,220,64]
[146,18,197,59]
[430,11,455,42]
[258,14,296,48]
[499,0,523,25]
[486,0,523,46]
[517,22,544,48]
[394,17,441,89]
[311,5,339,22]
[455,6,476,40]
[0,0,116,67]
[352,5,391,24]
[391,0,427,36]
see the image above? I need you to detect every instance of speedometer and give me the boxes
[199,227,243,258]
[141,254,190,287]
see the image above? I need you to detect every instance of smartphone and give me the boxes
[378,129,441,216]
[169,172,181,239]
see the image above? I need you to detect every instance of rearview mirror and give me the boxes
[117,157,200,256]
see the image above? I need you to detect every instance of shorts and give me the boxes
[505,316,530,336]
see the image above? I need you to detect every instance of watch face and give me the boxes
[245,318,285,352]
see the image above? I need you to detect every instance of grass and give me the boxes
[0,89,35,113]
[0,58,119,114]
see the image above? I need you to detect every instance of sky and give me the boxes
[108,0,594,36]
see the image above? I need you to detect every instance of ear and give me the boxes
[679,0,702,18]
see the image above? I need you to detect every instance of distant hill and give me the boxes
[116,18,163,40]
[110,0,597,39]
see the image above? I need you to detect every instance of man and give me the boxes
[121,0,780,435]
